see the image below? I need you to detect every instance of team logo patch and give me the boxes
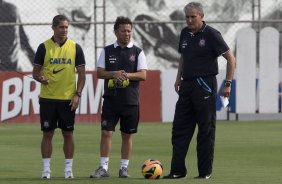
[199,38,206,47]
[109,55,116,64]
[102,120,108,127]
[66,125,73,129]
[181,40,188,48]
[129,54,135,62]
[52,68,65,74]
[43,121,50,128]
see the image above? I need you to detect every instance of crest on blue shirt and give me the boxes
[109,55,116,63]
[129,54,135,62]
[199,38,206,47]
[181,40,188,48]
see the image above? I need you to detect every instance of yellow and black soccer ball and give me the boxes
[141,159,163,179]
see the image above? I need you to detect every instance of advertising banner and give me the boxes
[0,71,161,123]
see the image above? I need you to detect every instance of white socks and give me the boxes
[42,158,51,171]
[42,158,73,173]
[65,159,73,172]
[120,159,129,169]
[43,157,128,172]
[99,158,129,170]
[100,157,109,170]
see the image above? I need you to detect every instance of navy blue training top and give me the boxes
[178,22,229,80]
[103,44,142,105]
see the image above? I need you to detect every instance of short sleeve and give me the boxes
[97,49,105,68]
[33,43,46,66]
[137,50,148,70]
[211,31,229,56]
[75,44,86,67]
[178,28,185,53]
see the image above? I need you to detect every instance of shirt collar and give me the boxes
[199,21,207,32]
[51,36,68,46]
[114,41,133,48]
[188,21,207,35]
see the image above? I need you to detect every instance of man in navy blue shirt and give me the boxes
[164,2,236,180]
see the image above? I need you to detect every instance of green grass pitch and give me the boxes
[0,121,281,184]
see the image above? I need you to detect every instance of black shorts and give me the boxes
[39,101,75,132]
[101,103,139,134]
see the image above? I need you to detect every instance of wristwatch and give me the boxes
[75,91,82,97]
[224,80,232,87]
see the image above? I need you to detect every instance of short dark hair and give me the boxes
[114,16,132,31]
[52,15,69,27]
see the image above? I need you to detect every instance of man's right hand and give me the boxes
[174,78,181,94]
[39,76,49,84]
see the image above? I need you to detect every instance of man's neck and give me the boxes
[53,36,67,46]
[192,22,203,34]
[117,40,130,49]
